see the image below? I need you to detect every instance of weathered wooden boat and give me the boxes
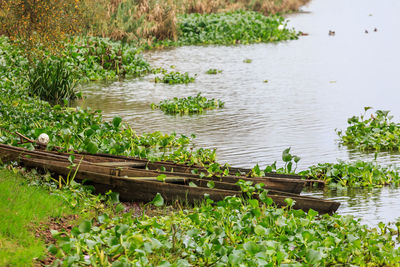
[0,144,339,214]
[0,144,311,194]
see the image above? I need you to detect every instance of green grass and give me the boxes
[0,169,72,266]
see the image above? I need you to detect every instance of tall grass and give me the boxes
[28,59,78,103]
[0,169,71,266]
[82,0,310,45]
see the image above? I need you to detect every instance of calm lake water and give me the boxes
[77,0,400,226]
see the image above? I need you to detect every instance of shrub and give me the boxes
[28,59,78,103]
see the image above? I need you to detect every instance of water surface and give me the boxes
[77,0,400,225]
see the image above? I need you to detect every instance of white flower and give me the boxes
[38,133,49,145]
[278,25,285,31]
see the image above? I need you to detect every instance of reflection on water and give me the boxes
[75,0,400,225]
[302,187,400,226]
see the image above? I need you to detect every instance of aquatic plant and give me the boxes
[243,59,253,63]
[205,68,222,74]
[300,160,400,187]
[154,71,196,84]
[151,93,224,115]
[50,191,400,266]
[337,107,400,151]
[171,11,298,46]
[250,147,301,177]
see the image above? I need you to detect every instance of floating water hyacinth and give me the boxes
[151,93,224,115]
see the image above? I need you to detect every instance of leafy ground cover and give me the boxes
[0,36,151,103]
[154,71,196,84]
[2,163,400,266]
[158,11,298,46]
[337,107,400,151]
[50,191,400,266]
[151,93,224,115]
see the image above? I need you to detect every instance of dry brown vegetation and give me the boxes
[82,0,310,45]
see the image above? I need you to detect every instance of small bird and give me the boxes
[365,30,369,34]
[329,30,335,36]
[374,28,378,32]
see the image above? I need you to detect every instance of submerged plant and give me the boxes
[154,71,196,84]
[151,93,224,115]
[337,107,400,151]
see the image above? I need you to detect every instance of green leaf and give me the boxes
[79,220,92,233]
[85,141,98,154]
[207,180,215,189]
[151,193,164,207]
[306,249,322,264]
[112,116,122,128]
[244,241,259,255]
[157,174,167,182]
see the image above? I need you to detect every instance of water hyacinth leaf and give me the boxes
[306,249,322,264]
[151,193,164,207]
[79,220,92,233]
[112,116,122,128]
[189,181,198,187]
[284,198,296,207]
[107,191,120,204]
[282,147,292,162]
[244,241,259,255]
[85,141,98,154]
[48,244,58,255]
[157,174,167,182]
[115,203,125,213]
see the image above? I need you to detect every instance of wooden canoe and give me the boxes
[0,144,308,194]
[0,144,339,214]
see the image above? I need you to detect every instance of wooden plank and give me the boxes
[94,162,147,167]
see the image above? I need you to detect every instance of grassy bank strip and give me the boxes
[0,169,73,266]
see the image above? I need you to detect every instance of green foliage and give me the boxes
[151,93,225,115]
[51,192,400,266]
[250,147,300,177]
[28,58,78,103]
[65,37,151,81]
[163,11,298,46]
[155,71,196,84]
[337,107,400,151]
[300,160,400,187]
[243,58,252,63]
[205,68,222,74]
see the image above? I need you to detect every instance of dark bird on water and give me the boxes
[329,30,335,36]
